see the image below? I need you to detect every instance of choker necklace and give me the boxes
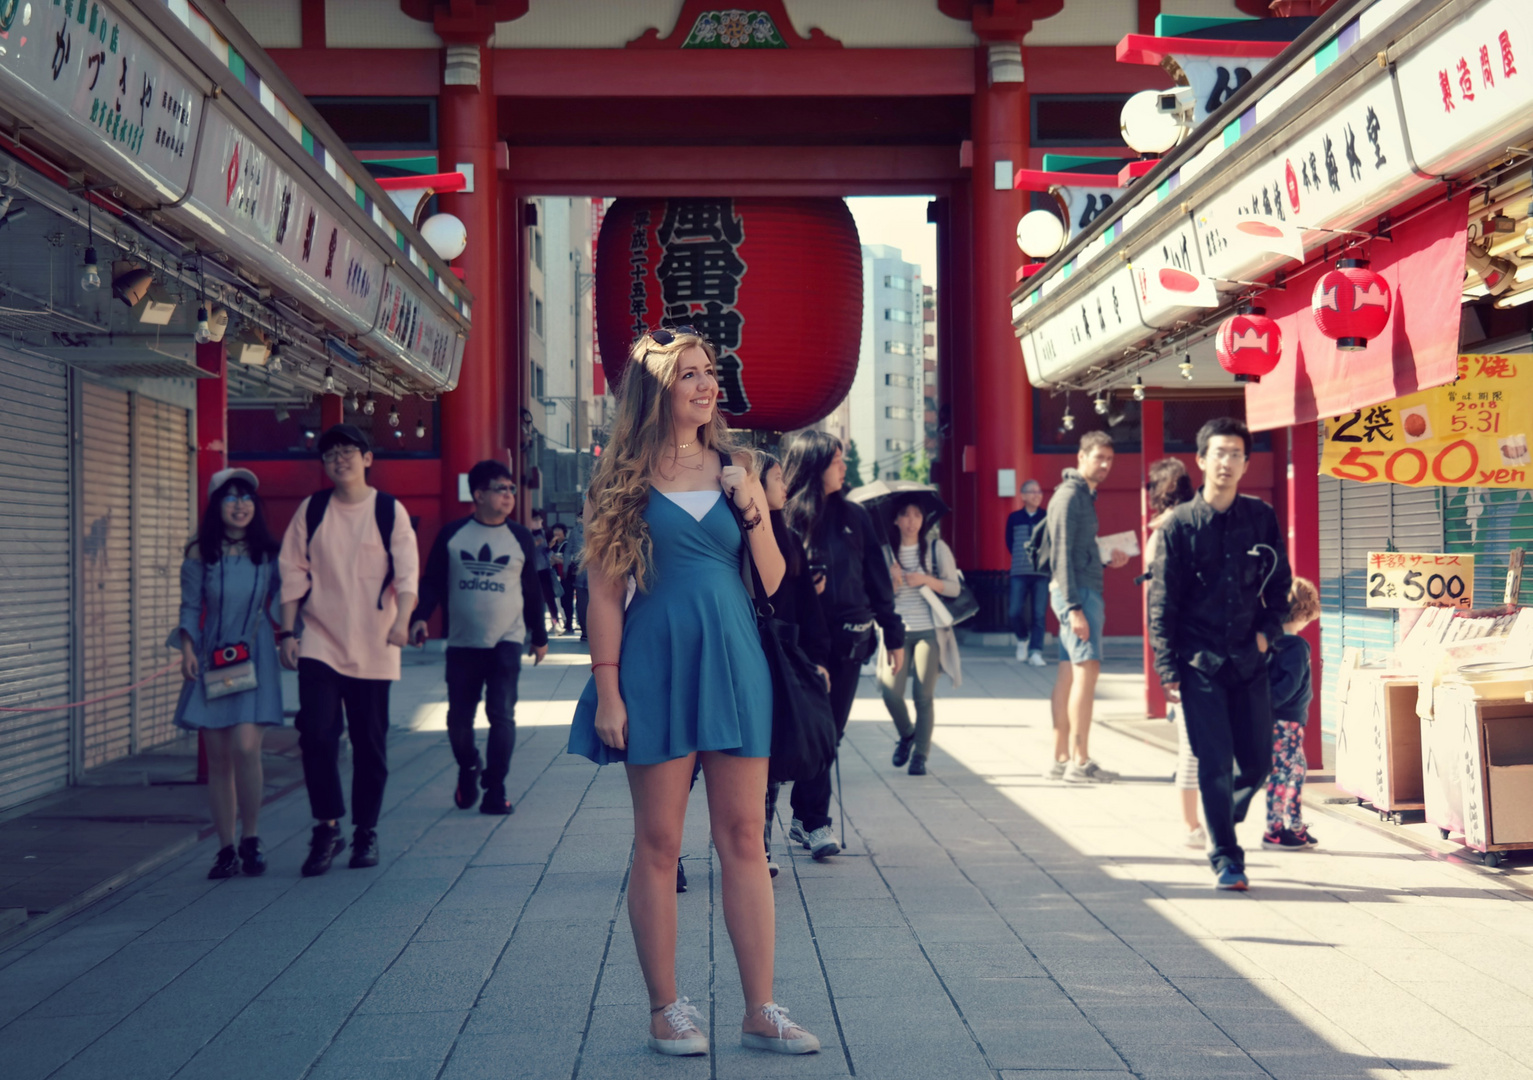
[677,440,696,451]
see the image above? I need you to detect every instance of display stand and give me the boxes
[1336,672,1424,823]
[1424,683,1533,867]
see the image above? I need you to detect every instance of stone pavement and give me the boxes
[2,640,1533,1080]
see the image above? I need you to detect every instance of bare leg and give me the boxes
[1050,662,1072,763]
[1180,788,1201,831]
[625,754,695,1037]
[202,728,236,847]
[231,724,266,837]
[699,752,778,1029]
[1067,659,1101,764]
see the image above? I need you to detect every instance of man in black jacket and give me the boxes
[1149,418,1291,891]
[411,461,547,815]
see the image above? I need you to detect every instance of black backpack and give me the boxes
[304,489,397,609]
[1026,516,1051,578]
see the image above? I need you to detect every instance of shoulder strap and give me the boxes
[304,489,333,556]
[374,493,397,610]
[717,450,772,619]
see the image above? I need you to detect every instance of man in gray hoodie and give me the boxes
[1045,431,1129,783]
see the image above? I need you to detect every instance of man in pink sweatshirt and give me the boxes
[279,424,419,876]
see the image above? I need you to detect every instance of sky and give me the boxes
[845,196,938,285]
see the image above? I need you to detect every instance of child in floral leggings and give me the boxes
[1263,577,1321,850]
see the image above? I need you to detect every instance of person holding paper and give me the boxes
[1044,431,1131,784]
[1149,417,1292,891]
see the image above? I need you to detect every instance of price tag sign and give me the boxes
[1365,552,1474,609]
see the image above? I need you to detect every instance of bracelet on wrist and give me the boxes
[276,630,294,642]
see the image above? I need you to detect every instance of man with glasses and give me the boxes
[1149,417,1292,891]
[279,424,419,876]
[411,461,547,814]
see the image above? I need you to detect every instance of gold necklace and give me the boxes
[677,440,695,451]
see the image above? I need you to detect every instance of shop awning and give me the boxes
[1246,193,1470,431]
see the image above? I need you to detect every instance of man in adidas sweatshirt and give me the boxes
[412,460,547,816]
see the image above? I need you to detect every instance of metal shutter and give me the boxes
[81,382,134,770]
[132,396,191,752]
[1444,487,1533,608]
[1319,476,1443,737]
[0,352,72,810]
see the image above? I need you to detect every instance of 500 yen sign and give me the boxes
[1364,552,1474,610]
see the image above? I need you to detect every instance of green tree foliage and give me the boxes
[844,439,866,488]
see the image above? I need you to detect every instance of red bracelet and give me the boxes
[591,661,619,672]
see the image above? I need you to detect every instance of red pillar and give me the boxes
[320,394,344,430]
[1287,421,1324,767]
[1140,399,1166,719]
[435,39,502,531]
[969,48,1032,569]
[194,340,228,785]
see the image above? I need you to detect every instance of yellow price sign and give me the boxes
[1365,552,1474,609]
[1322,355,1532,488]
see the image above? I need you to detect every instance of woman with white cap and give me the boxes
[171,467,284,879]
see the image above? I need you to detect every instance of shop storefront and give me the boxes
[1010,0,1533,773]
[0,1,469,812]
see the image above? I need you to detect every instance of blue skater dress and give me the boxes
[168,551,284,730]
[568,490,772,765]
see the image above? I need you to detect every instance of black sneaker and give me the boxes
[238,836,266,877]
[676,858,687,893]
[892,736,914,768]
[908,753,927,776]
[480,789,514,816]
[1261,829,1310,851]
[208,845,239,880]
[455,763,481,809]
[301,824,345,877]
[349,827,380,869]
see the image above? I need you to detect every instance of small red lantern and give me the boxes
[1312,258,1392,350]
[1216,307,1282,378]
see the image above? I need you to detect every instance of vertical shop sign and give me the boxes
[1321,355,1533,488]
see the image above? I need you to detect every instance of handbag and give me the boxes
[203,557,262,702]
[718,456,838,784]
[940,580,981,626]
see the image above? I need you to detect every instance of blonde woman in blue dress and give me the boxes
[569,325,822,1057]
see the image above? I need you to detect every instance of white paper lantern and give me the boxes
[1119,90,1186,156]
[420,213,468,261]
[1016,210,1067,259]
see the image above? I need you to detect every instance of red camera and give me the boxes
[212,643,251,669]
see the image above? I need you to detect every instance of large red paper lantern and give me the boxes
[1215,307,1282,377]
[595,197,862,431]
[1312,258,1392,351]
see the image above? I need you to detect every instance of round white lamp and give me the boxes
[420,213,468,261]
[1119,89,1186,156]
[1016,210,1067,259]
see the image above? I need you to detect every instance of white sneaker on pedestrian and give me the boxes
[1185,825,1207,849]
[1044,759,1067,781]
[1063,759,1118,783]
[1027,650,1047,667]
[806,826,840,861]
[789,818,809,848]
[1015,641,1028,661]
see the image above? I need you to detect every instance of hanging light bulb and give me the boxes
[323,366,337,394]
[267,342,282,375]
[362,393,377,417]
[274,405,290,423]
[348,393,359,413]
[1178,352,1195,381]
[387,403,401,429]
[1132,377,1146,402]
[193,306,211,344]
[415,418,427,439]
[1061,404,1075,432]
[1093,393,1109,416]
[80,246,101,292]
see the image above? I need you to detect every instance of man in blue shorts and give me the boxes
[1045,431,1129,783]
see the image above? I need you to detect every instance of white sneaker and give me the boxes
[1015,641,1028,661]
[788,818,809,848]
[806,825,840,861]
[1044,759,1067,781]
[648,997,709,1056]
[1063,759,1118,783]
[767,855,780,878]
[1027,650,1047,667]
[1185,825,1207,849]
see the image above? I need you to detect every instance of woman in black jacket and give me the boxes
[781,431,905,860]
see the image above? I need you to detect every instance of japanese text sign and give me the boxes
[1364,552,1474,610]
[1321,355,1533,489]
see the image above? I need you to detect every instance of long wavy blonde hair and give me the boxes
[584,330,745,590]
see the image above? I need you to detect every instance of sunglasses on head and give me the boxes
[648,323,704,346]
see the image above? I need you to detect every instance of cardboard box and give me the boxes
[1337,671,1422,809]
[1486,717,1533,845]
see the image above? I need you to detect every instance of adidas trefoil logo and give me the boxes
[458,544,511,593]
